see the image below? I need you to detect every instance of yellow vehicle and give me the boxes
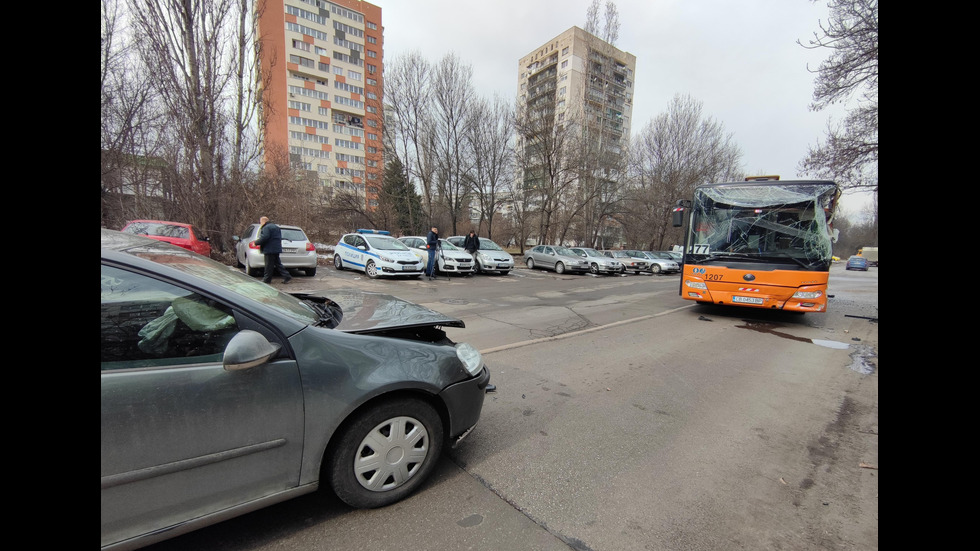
[672,177,840,312]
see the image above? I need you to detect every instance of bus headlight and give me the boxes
[685,280,707,290]
[792,290,823,299]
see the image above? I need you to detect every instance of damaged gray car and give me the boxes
[101,230,490,550]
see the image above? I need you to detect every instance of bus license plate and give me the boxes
[733,296,764,305]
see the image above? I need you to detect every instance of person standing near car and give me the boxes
[426,226,440,280]
[463,230,480,256]
[463,230,480,270]
[256,216,291,284]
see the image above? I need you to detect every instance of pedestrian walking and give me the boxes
[255,216,292,284]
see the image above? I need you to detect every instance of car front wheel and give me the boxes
[555,262,565,274]
[334,255,344,270]
[365,260,379,279]
[651,264,662,274]
[590,263,599,274]
[327,398,444,508]
[526,258,535,269]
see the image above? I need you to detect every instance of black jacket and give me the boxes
[463,234,480,253]
[426,231,440,250]
[255,223,283,254]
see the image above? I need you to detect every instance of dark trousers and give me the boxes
[263,253,291,282]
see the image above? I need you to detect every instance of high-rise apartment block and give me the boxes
[258,0,383,208]
[518,26,635,164]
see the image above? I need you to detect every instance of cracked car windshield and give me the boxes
[689,183,837,268]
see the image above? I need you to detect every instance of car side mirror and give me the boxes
[223,330,281,371]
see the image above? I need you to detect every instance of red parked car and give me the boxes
[120,220,211,257]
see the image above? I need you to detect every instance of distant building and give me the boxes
[517,26,635,182]
[257,0,384,209]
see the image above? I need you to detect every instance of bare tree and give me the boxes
[465,95,514,240]
[626,95,743,250]
[430,54,477,235]
[102,0,166,228]
[515,101,579,245]
[799,0,878,192]
[383,52,437,222]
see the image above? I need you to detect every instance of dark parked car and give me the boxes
[846,255,869,271]
[101,230,489,550]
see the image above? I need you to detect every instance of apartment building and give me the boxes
[258,0,383,209]
[517,26,635,177]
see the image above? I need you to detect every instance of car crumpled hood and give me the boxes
[305,289,465,334]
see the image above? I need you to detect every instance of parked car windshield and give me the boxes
[440,239,462,251]
[364,235,410,250]
[554,246,576,256]
[127,247,319,325]
[576,248,602,257]
[479,240,504,251]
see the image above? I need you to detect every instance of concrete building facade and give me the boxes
[517,26,636,172]
[258,0,384,209]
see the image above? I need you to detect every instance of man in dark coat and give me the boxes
[425,226,439,279]
[463,230,480,256]
[255,216,292,284]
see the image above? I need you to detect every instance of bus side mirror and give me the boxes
[672,207,684,228]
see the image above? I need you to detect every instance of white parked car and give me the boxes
[399,236,476,275]
[334,230,424,279]
[446,236,514,275]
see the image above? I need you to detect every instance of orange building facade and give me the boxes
[258,0,384,209]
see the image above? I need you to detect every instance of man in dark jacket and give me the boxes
[255,216,292,284]
[425,226,439,279]
[463,230,480,256]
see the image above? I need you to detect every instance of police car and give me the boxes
[334,230,425,279]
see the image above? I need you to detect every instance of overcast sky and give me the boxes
[378,0,847,177]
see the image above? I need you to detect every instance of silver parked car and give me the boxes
[628,250,680,274]
[446,236,515,275]
[101,230,489,550]
[235,223,319,277]
[399,236,476,274]
[567,247,623,275]
[524,245,589,274]
[601,250,650,274]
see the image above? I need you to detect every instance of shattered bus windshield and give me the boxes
[688,182,838,269]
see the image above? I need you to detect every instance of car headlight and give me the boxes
[378,254,394,263]
[479,253,492,261]
[792,290,823,299]
[455,343,483,376]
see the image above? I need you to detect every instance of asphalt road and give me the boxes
[146,263,878,551]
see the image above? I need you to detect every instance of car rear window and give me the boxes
[125,222,190,239]
[281,229,308,241]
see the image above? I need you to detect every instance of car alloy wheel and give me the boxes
[526,258,535,269]
[590,263,599,274]
[334,255,344,270]
[365,260,379,279]
[555,262,565,274]
[328,398,443,508]
[651,264,662,274]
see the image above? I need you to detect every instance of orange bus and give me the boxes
[672,178,840,313]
